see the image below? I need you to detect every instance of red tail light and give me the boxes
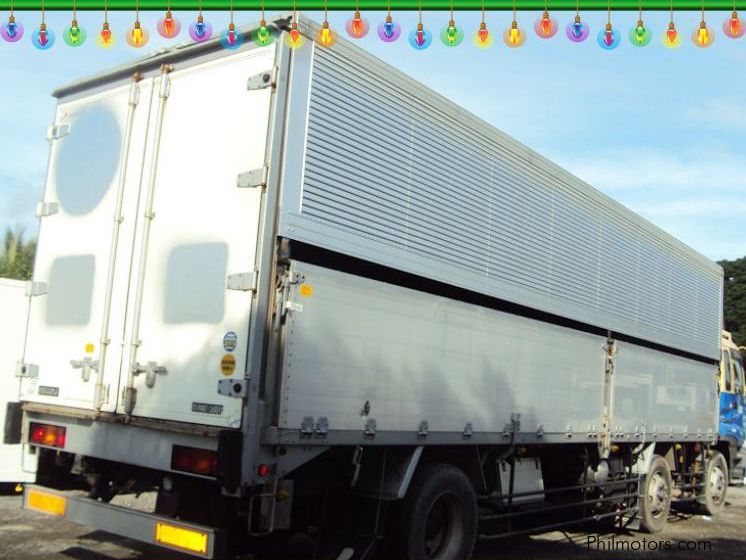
[171,445,218,477]
[29,422,66,448]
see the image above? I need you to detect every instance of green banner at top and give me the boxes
[4,0,740,9]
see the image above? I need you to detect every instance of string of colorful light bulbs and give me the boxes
[1,0,743,49]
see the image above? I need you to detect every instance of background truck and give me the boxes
[0,278,38,485]
[718,330,745,483]
[16,16,725,560]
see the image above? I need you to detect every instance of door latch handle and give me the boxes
[70,357,99,383]
[132,361,167,388]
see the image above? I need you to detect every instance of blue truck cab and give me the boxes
[718,330,745,483]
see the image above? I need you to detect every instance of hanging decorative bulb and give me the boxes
[220,22,243,49]
[32,22,54,49]
[503,20,525,47]
[565,14,589,42]
[660,20,680,48]
[534,10,558,38]
[504,0,525,48]
[660,0,680,48]
[692,20,714,46]
[346,9,369,38]
[629,19,651,46]
[284,0,304,48]
[63,18,86,46]
[597,0,620,50]
[284,20,304,48]
[597,22,620,49]
[409,1,431,49]
[254,19,274,45]
[408,22,432,49]
[95,0,115,48]
[188,15,212,42]
[316,0,336,47]
[126,19,149,47]
[96,20,116,47]
[316,20,336,46]
[693,0,714,47]
[439,1,462,46]
[220,0,241,49]
[254,0,274,45]
[473,20,493,48]
[377,14,401,42]
[723,10,745,38]
[157,9,181,38]
[628,0,651,47]
[440,19,464,46]
[31,0,54,48]
[1,14,23,42]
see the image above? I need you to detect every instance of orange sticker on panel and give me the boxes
[220,354,236,376]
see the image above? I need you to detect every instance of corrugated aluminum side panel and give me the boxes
[279,39,722,360]
[280,261,605,435]
[278,262,717,438]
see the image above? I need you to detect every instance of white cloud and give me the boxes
[554,146,746,261]
[557,147,746,194]
[686,97,746,130]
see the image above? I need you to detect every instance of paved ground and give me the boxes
[1,485,745,560]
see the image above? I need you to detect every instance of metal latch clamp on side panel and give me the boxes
[247,67,278,91]
[237,167,268,190]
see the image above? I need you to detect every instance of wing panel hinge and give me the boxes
[247,67,278,90]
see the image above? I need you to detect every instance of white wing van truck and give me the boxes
[14,16,724,560]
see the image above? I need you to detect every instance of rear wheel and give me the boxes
[700,451,728,515]
[638,454,672,533]
[400,463,478,560]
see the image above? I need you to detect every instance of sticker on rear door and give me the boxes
[220,354,236,376]
[223,331,238,352]
[38,386,60,397]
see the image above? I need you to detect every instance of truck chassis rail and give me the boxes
[23,485,224,559]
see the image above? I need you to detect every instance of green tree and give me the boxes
[720,256,746,350]
[0,228,36,281]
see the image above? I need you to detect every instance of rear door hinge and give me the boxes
[247,67,277,90]
[16,361,39,379]
[36,201,59,218]
[25,281,48,297]
[237,166,268,190]
[227,270,259,294]
[47,122,71,142]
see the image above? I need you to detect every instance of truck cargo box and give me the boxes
[20,17,720,445]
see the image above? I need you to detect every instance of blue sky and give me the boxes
[0,9,744,261]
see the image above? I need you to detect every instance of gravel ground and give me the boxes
[1,485,745,560]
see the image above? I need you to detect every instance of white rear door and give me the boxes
[118,47,275,427]
[0,279,37,482]
[23,79,153,411]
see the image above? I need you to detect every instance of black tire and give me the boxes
[400,463,478,560]
[638,454,672,533]
[700,451,728,515]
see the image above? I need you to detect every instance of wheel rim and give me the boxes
[709,463,726,506]
[647,471,669,519]
[423,493,463,559]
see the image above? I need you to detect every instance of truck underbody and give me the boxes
[26,433,727,559]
